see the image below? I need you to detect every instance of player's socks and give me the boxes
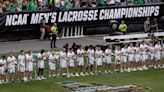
[85,72,89,76]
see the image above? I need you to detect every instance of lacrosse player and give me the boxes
[104,46,113,73]
[26,50,34,80]
[95,46,103,74]
[154,40,162,68]
[0,55,6,84]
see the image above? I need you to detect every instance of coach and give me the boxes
[50,23,58,48]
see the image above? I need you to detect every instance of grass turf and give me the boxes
[0,68,164,92]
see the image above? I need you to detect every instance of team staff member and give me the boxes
[119,20,128,35]
[50,23,58,48]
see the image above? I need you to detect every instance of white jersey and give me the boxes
[87,49,95,60]
[105,49,112,64]
[60,51,67,68]
[26,54,34,71]
[49,54,57,70]
[0,59,6,67]
[7,56,16,68]
[67,51,75,63]
[121,48,127,63]
[115,50,121,61]
[155,44,161,55]
[37,53,46,69]
[77,49,84,66]
[95,50,103,66]
[0,59,6,75]
[18,54,26,67]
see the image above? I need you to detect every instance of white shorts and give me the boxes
[0,67,5,75]
[60,60,67,68]
[135,55,140,62]
[38,61,45,69]
[28,62,33,72]
[49,62,56,70]
[106,57,112,64]
[155,54,161,61]
[19,65,25,72]
[128,55,134,62]
[122,56,127,63]
[150,54,154,61]
[88,58,94,65]
[69,61,74,67]
[78,58,84,66]
[8,65,15,74]
[96,58,102,66]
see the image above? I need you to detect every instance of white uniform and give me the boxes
[115,50,121,64]
[37,53,46,69]
[60,51,67,68]
[154,44,161,60]
[140,44,149,61]
[95,50,103,66]
[49,54,57,70]
[87,49,95,65]
[7,56,16,73]
[26,54,34,72]
[105,49,112,64]
[77,49,84,66]
[134,47,140,62]
[67,51,75,67]
[149,46,155,61]
[127,46,134,62]
[121,48,127,63]
[18,55,26,72]
[0,59,6,75]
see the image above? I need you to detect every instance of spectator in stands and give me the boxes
[115,0,121,5]
[127,0,134,5]
[22,0,27,11]
[89,0,97,7]
[64,0,73,9]
[27,0,37,11]
[150,18,158,32]
[134,0,142,4]
[3,0,10,12]
[144,17,150,33]
[80,0,89,8]
[17,0,22,11]
[119,20,128,35]
[0,0,3,13]
[72,0,80,8]
[97,0,105,7]
[106,0,115,6]
[40,17,46,40]
[121,0,126,5]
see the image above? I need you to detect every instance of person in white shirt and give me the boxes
[121,45,128,72]
[0,55,6,84]
[161,47,164,68]
[48,50,58,78]
[95,46,103,74]
[141,41,149,70]
[37,49,46,80]
[7,52,16,82]
[86,46,95,75]
[115,46,122,72]
[67,48,76,77]
[76,45,85,76]
[154,40,162,68]
[18,50,26,81]
[26,50,34,80]
[127,43,134,72]
[104,46,113,73]
[134,43,140,71]
[59,47,68,76]
[149,42,155,68]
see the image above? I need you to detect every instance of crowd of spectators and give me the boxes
[0,0,163,13]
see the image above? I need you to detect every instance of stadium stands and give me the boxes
[0,0,162,13]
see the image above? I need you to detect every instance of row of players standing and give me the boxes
[0,40,164,84]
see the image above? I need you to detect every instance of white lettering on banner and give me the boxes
[30,12,57,24]
[98,6,160,20]
[4,5,160,26]
[5,14,29,26]
[58,10,98,22]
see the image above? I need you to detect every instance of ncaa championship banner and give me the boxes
[0,4,164,27]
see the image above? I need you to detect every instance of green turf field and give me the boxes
[0,68,164,92]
